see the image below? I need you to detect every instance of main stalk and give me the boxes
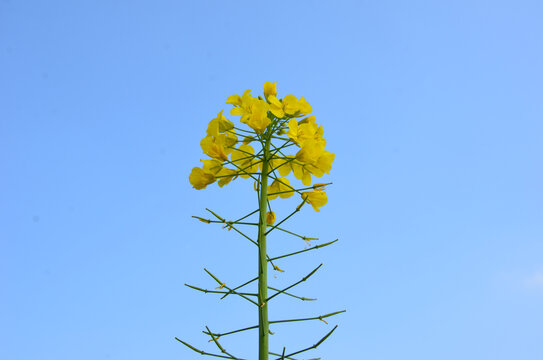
[257,133,271,360]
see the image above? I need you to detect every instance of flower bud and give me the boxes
[266,211,276,225]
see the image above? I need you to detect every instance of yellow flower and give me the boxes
[228,89,271,133]
[266,211,276,225]
[200,128,238,162]
[206,110,234,136]
[298,97,312,115]
[263,82,277,101]
[268,177,294,200]
[201,159,223,176]
[231,144,259,179]
[282,94,300,115]
[244,99,270,133]
[282,95,312,116]
[216,167,237,187]
[286,118,325,147]
[190,159,238,190]
[300,189,328,212]
[305,150,335,177]
[200,135,229,162]
[296,139,325,164]
[228,89,254,119]
[189,167,216,190]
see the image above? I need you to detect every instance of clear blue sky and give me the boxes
[1,1,542,359]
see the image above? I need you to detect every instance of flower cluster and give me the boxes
[189,82,334,212]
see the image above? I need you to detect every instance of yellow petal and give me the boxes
[283,94,299,115]
[286,119,299,143]
[226,94,242,106]
[299,115,316,125]
[230,107,244,115]
[263,82,277,101]
[267,95,285,118]
[302,169,312,186]
[298,97,312,115]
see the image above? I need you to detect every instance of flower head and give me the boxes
[191,82,333,198]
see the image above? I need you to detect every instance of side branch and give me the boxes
[266,264,323,303]
[206,326,244,360]
[175,338,245,360]
[272,326,339,360]
[205,209,258,246]
[202,310,344,338]
[192,216,258,226]
[185,283,257,297]
[265,202,304,236]
[270,310,346,325]
[268,348,300,360]
[273,225,319,241]
[268,286,316,301]
[268,240,339,262]
[220,276,258,300]
[204,268,259,306]
[204,208,279,269]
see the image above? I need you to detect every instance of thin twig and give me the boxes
[185,283,257,297]
[266,264,322,303]
[175,338,243,359]
[268,240,338,262]
[272,326,338,360]
[204,268,259,306]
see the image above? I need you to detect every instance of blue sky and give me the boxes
[1,1,542,359]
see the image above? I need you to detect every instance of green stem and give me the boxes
[258,132,271,360]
